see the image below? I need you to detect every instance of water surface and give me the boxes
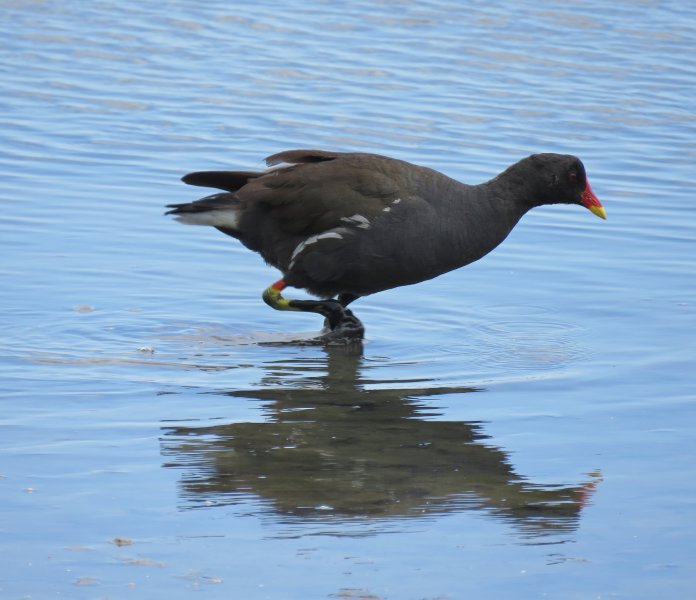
[2,1,695,598]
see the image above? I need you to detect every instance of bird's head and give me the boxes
[529,153,606,219]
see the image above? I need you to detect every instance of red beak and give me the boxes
[581,182,606,219]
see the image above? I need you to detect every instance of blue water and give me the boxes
[2,1,696,598]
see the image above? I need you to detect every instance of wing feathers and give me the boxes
[178,151,408,236]
[265,149,339,166]
[182,170,261,192]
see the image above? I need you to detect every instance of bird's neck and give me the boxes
[485,160,543,214]
[476,175,535,234]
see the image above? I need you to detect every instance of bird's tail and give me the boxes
[166,168,263,230]
[165,193,241,230]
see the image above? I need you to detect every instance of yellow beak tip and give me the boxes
[589,205,607,220]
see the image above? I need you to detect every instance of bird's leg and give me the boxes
[338,293,359,307]
[262,279,299,312]
[262,280,364,339]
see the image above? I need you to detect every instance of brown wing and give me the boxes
[237,150,402,235]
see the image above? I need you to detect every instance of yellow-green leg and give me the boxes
[262,279,299,311]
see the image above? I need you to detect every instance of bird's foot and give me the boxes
[318,307,365,343]
[290,299,364,342]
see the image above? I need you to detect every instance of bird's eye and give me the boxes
[569,171,578,182]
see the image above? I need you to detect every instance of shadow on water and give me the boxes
[161,344,600,540]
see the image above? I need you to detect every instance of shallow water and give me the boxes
[2,1,696,598]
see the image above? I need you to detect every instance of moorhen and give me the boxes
[167,150,605,340]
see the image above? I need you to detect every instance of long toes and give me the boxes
[324,310,364,341]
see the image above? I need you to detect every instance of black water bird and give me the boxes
[166,149,606,340]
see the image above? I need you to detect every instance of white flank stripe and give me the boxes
[341,214,371,229]
[289,231,344,267]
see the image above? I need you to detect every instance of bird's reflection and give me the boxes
[161,344,599,538]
